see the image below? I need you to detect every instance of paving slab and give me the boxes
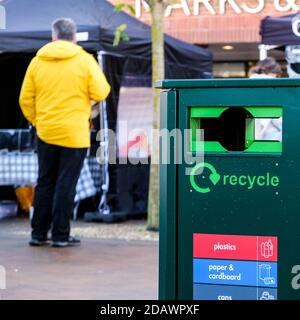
[0,218,158,300]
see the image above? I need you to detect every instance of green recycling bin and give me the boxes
[157,78,300,300]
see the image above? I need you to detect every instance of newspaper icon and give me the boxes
[259,264,276,285]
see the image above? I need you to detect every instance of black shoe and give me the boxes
[29,238,50,247]
[52,236,81,248]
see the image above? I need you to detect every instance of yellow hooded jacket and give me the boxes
[19,40,111,148]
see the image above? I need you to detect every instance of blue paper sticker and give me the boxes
[193,259,277,288]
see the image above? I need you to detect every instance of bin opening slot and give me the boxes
[200,107,247,151]
[190,106,282,153]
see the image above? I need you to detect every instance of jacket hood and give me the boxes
[37,40,82,60]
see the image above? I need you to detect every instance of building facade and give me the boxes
[110,0,300,77]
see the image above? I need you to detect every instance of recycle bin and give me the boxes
[157,78,300,300]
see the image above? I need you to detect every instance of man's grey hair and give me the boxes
[52,18,77,41]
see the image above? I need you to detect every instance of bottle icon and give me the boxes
[261,240,274,259]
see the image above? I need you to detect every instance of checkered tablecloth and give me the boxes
[87,156,102,191]
[0,152,101,202]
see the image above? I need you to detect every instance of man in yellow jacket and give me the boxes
[19,18,111,248]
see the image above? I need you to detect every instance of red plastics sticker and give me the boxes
[193,233,278,262]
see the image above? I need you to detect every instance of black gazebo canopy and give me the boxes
[0,0,212,79]
[260,13,300,46]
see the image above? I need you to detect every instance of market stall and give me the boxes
[0,0,213,220]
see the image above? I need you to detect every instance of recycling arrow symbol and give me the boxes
[190,162,221,193]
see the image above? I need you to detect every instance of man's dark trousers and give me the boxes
[32,138,87,242]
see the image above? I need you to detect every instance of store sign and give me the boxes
[136,0,300,18]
